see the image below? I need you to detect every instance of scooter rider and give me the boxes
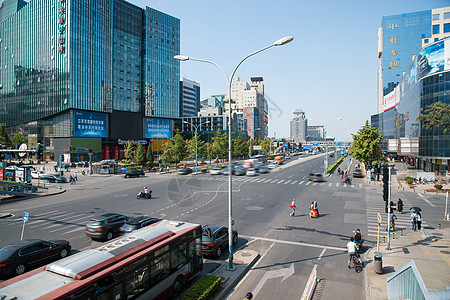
[144,186,150,197]
[353,228,364,249]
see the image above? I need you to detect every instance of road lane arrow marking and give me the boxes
[253,263,295,297]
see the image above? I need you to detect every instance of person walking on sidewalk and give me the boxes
[290,199,296,217]
[417,212,423,230]
[313,199,319,217]
[411,211,418,231]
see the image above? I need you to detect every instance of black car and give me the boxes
[201,225,238,258]
[308,172,324,182]
[119,216,160,234]
[0,239,71,276]
[353,169,364,178]
[45,175,68,183]
[122,170,145,178]
[178,168,193,175]
[85,213,129,240]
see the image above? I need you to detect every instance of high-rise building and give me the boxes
[290,109,307,142]
[179,78,200,117]
[377,7,450,113]
[0,0,180,161]
[307,125,325,140]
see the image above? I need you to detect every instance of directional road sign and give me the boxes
[23,212,29,222]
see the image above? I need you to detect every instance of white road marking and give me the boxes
[418,193,436,207]
[239,235,345,251]
[301,248,326,300]
[284,180,291,184]
[299,181,304,185]
[306,181,311,185]
[278,180,285,184]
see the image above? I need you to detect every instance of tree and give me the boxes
[211,131,228,160]
[260,138,272,154]
[205,142,214,165]
[11,133,25,147]
[232,136,247,159]
[161,141,174,165]
[349,121,383,167]
[170,133,187,168]
[416,101,450,133]
[135,143,146,166]
[146,146,154,166]
[0,124,12,147]
[124,141,134,163]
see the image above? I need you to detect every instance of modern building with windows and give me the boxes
[0,0,180,161]
[371,37,450,175]
[377,6,450,113]
[179,77,200,117]
[290,109,307,142]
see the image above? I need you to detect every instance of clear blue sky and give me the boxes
[132,0,449,141]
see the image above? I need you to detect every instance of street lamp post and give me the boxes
[183,120,210,173]
[324,118,342,173]
[174,35,293,271]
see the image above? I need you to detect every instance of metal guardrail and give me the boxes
[387,260,450,300]
[0,181,48,196]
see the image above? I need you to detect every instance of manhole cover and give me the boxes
[234,260,244,264]
[241,252,252,257]
[246,206,264,211]
[311,260,325,265]
[440,250,450,255]
[432,232,443,236]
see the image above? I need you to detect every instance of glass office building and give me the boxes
[0,0,180,161]
[381,10,431,97]
[372,38,450,174]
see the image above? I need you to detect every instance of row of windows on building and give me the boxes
[432,23,450,34]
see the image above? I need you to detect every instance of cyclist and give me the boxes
[347,237,363,269]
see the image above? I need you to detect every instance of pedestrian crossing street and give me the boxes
[201,176,364,188]
[365,195,426,238]
[1,210,91,236]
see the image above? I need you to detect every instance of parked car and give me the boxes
[268,162,278,169]
[76,161,89,167]
[45,175,68,183]
[119,216,160,234]
[178,168,193,175]
[234,166,246,176]
[308,172,324,182]
[122,170,144,178]
[31,171,53,179]
[246,168,257,176]
[201,225,238,258]
[210,166,223,175]
[353,169,364,178]
[222,166,233,175]
[85,213,129,240]
[0,239,71,276]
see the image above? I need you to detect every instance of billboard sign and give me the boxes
[145,118,172,139]
[74,111,107,138]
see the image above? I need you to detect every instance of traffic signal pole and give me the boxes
[386,165,392,250]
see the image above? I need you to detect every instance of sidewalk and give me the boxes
[365,227,450,299]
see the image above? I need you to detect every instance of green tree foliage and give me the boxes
[124,141,135,163]
[211,131,228,160]
[170,133,187,167]
[416,101,450,133]
[205,142,214,165]
[11,133,25,147]
[161,141,174,165]
[349,121,383,165]
[0,124,12,147]
[135,143,146,165]
[260,138,272,153]
[232,136,247,159]
[146,146,154,166]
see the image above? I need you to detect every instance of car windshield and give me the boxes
[0,246,15,260]
[122,224,138,230]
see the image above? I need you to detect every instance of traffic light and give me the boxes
[382,165,389,184]
[36,143,43,160]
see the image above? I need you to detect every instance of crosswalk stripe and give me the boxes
[299,181,304,185]
[306,181,311,185]
[328,183,332,187]
[64,227,85,234]
[278,180,285,184]
[291,181,297,184]
[284,180,291,184]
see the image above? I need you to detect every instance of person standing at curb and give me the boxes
[417,212,423,230]
[411,211,418,231]
[290,199,296,217]
[397,198,403,213]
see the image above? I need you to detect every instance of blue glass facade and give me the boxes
[381,11,431,96]
[0,0,180,159]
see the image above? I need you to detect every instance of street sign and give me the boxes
[313,142,318,146]
[253,145,262,150]
[340,149,345,155]
[23,212,29,222]
[18,143,27,158]
[88,148,93,153]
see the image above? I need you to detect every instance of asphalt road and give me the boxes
[0,153,446,299]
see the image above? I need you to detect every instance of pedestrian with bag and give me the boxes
[417,212,423,230]
[290,199,296,217]
[411,211,418,231]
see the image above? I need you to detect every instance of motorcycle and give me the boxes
[137,190,152,199]
[355,240,363,253]
[343,177,352,184]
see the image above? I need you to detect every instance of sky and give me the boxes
[131,0,449,141]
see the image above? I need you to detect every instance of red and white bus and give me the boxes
[0,220,202,300]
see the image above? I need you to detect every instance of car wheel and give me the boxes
[15,263,26,275]
[233,233,238,245]
[215,246,222,258]
[172,275,184,294]
[105,231,113,241]
[59,248,69,258]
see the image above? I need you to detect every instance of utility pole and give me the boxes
[386,165,392,250]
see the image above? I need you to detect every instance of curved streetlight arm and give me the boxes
[179,57,229,87]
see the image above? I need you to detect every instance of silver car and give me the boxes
[210,167,223,175]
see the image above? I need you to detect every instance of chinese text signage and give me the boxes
[144,118,172,139]
[74,111,107,137]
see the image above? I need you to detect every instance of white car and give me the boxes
[31,171,53,179]
[268,163,277,169]
[259,165,269,173]
[210,167,223,175]
[246,168,257,176]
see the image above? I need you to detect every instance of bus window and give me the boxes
[150,252,170,285]
[126,266,149,298]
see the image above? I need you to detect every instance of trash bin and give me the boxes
[374,251,383,274]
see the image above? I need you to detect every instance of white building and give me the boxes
[290,109,307,142]
[180,78,200,117]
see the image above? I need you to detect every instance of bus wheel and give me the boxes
[173,276,184,294]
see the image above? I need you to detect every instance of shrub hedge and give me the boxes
[180,275,221,300]
[327,154,347,173]
[405,176,414,185]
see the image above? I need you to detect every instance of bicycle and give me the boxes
[351,254,363,273]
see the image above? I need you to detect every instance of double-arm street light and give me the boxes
[175,35,293,271]
[183,120,210,173]
[324,118,342,173]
